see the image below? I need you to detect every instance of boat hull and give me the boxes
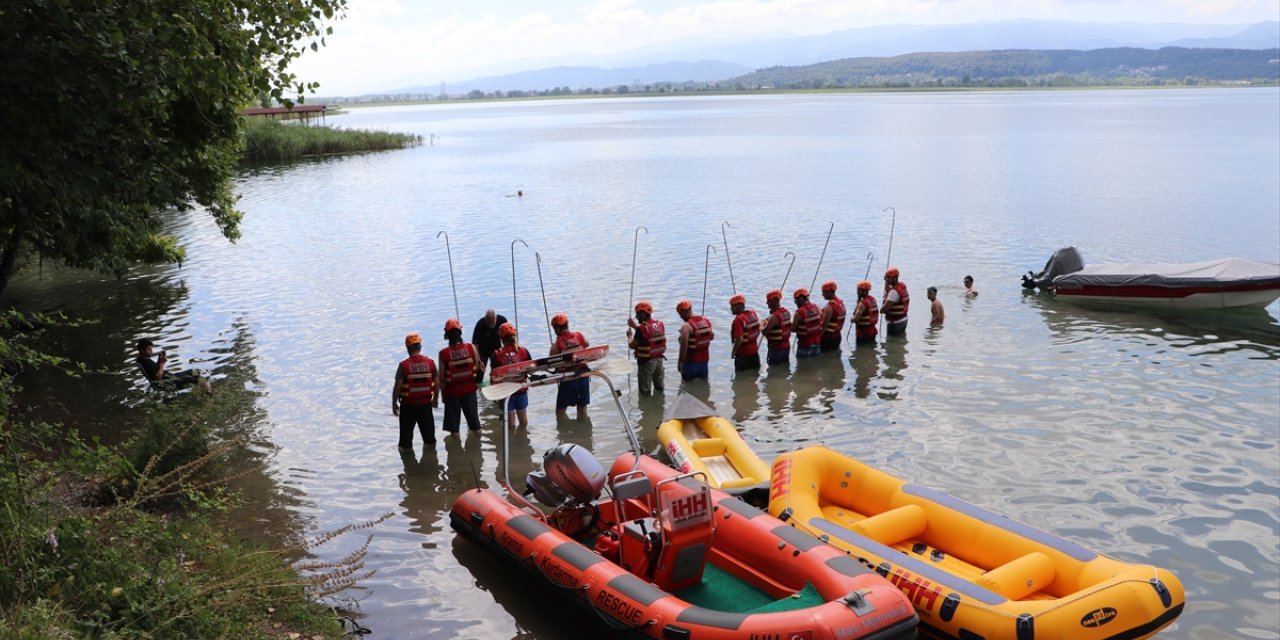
[450,453,919,640]
[769,447,1185,640]
[1054,281,1280,309]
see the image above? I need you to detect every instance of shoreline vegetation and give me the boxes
[240,117,422,163]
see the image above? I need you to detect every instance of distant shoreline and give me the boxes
[335,83,1276,109]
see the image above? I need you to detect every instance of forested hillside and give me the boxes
[730,47,1280,88]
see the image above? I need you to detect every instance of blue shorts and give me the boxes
[555,378,590,409]
[766,348,790,365]
[504,391,529,412]
[796,345,821,358]
[681,361,709,380]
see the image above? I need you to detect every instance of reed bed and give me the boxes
[240,117,421,163]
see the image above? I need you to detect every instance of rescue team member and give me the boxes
[439,319,482,433]
[675,300,714,381]
[761,289,792,366]
[550,313,591,419]
[626,301,666,395]
[850,280,880,346]
[393,332,438,450]
[818,280,846,353]
[728,294,761,371]
[791,288,822,358]
[489,323,532,429]
[883,267,910,336]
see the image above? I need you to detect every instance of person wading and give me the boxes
[626,301,666,395]
[471,308,509,378]
[676,299,714,381]
[818,280,847,353]
[791,288,822,358]
[439,319,482,433]
[883,267,910,336]
[489,322,532,428]
[761,289,792,366]
[392,332,438,450]
[728,294,761,371]
[549,313,591,419]
[850,280,880,346]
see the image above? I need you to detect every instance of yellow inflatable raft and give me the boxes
[657,394,771,498]
[770,446,1185,640]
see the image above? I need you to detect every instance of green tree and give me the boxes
[0,0,347,298]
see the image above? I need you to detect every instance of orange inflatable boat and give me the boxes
[453,360,919,640]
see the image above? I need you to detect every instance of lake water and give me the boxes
[9,88,1280,639]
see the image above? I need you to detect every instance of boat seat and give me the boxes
[690,437,727,457]
[851,504,927,546]
[611,473,654,523]
[975,551,1056,600]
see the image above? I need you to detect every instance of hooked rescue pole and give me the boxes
[880,207,897,337]
[847,251,874,341]
[437,230,460,321]
[702,244,717,316]
[628,226,648,355]
[721,221,736,294]
[511,239,528,335]
[810,221,834,292]
[780,251,797,292]
[535,252,553,344]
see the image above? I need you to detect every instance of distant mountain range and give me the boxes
[381,19,1280,96]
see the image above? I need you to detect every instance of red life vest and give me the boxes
[398,354,437,405]
[732,310,761,356]
[554,331,586,354]
[439,343,479,395]
[635,320,666,360]
[794,303,822,347]
[685,316,714,363]
[855,295,880,340]
[884,283,910,322]
[822,298,847,337]
[490,344,532,382]
[765,307,792,349]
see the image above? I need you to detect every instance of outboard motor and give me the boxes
[524,443,606,508]
[1023,246,1084,290]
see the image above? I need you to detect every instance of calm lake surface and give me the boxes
[10,88,1280,638]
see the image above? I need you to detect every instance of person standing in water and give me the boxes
[761,289,792,366]
[627,301,666,395]
[850,281,879,346]
[550,313,591,419]
[928,287,945,326]
[393,332,438,450]
[964,275,979,297]
[728,293,761,371]
[883,267,910,336]
[439,319,482,433]
[676,299,714,381]
[489,322,532,429]
[818,280,846,353]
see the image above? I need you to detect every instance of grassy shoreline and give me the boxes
[240,117,422,163]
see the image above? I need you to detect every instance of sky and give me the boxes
[288,0,1280,96]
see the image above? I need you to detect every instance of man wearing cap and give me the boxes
[136,338,211,394]
[850,280,880,346]
[439,319,483,433]
[818,280,847,353]
[393,332,438,450]
[761,289,792,366]
[791,288,822,358]
[549,313,591,419]
[676,300,714,381]
[626,301,666,395]
[883,267,910,336]
[728,294,761,371]
[489,323,532,428]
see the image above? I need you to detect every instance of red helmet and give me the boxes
[634,301,653,314]
[729,293,746,306]
[675,300,693,313]
[498,322,517,338]
[857,280,873,291]
[765,289,783,302]
[405,332,422,347]
[551,313,568,327]
[885,267,900,278]
[793,287,810,298]
[821,280,837,293]
[444,318,462,332]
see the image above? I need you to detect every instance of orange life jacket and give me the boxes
[765,307,792,349]
[439,343,479,395]
[794,303,822,347]
[884,283,910,322]
[685,316,714,363]
[732,310,761,356]
[635,320,666,360]
[398,354,437,405]
[855,296,880,340]
[822,298,847,337]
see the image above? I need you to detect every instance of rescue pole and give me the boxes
[510,239,528,335]
[627,226,647,356]
[437,230,460,321]
[780,251,796,291]
[846,251,874,342]
[702,244,717,316]
[721,221,736,293]
[879,207,896,337]
[535,252,553,344]
[810,221,834,292]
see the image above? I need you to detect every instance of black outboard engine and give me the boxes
[1023,246,1084,290]
[524,443,606,508]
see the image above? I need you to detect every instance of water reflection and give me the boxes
[848,347,880,399]
[729,371,761,424]
[878,337,910,401]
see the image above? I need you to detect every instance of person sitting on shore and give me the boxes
[136,339,211,394]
